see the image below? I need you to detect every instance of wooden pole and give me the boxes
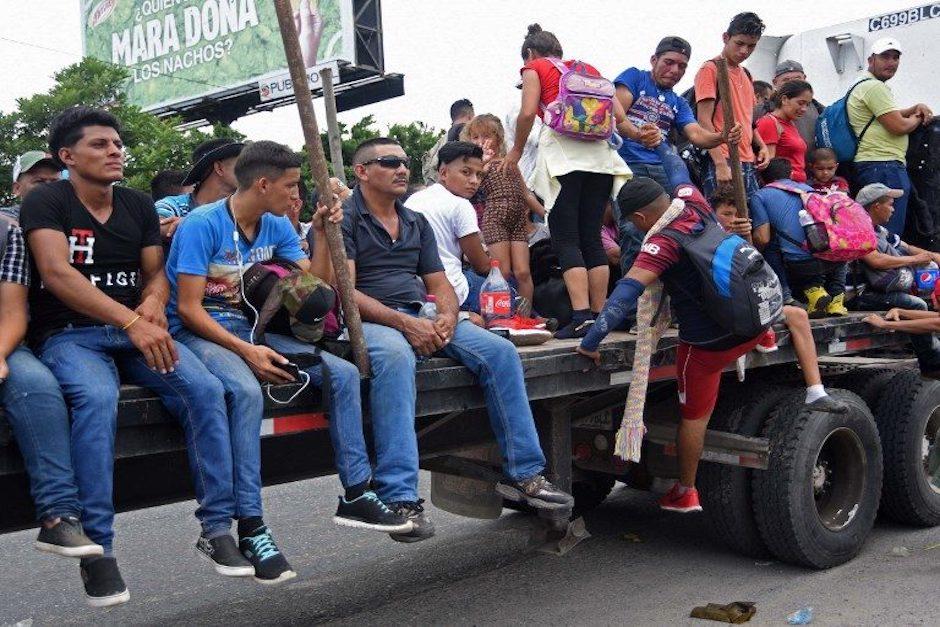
[714,58,749,219]
[319,66,347,186]
[273,0,370,376]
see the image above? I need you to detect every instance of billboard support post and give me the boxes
[273,0,371,377]
[320,66,348,186]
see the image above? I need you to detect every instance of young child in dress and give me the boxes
[462,114,534,305]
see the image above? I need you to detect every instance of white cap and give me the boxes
[871,37,902,55]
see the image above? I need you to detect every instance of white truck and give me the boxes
[747,3,940,105]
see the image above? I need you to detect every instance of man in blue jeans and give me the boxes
[20,107,241,607]
[848,37,933,236]
[342,137,573,542]
[613,36,741,270]
[167,141,411,578]
[0,218,102,561]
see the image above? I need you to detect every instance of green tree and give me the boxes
[313,114,442,185]
[0,57,243,205]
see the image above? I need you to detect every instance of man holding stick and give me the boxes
[694,12,770,202]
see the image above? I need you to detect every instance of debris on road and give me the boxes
[786,606,814,624]
[689,601,756,623]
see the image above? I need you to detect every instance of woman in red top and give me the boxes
[755,80,813,183]
[505,24,631,339]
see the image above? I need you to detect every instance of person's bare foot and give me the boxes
[576,345,601,366]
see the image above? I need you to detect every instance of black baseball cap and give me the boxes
[655,36,692,59]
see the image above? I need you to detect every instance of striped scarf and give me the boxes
[614,198,688,462]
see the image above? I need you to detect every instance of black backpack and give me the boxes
[665,207,783,342]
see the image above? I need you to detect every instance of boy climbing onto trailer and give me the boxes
[575,177,846,513]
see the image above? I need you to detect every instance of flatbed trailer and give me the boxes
[3,313,939,568]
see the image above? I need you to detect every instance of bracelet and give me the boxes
[121,315,142,331]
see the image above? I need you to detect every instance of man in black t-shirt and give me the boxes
[20,107,247,607]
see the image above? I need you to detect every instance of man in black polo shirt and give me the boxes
[342,137,573,542]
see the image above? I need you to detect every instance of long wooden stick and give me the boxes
[714,58,749,219]
[273,0,370,376]
[319,66,347,186]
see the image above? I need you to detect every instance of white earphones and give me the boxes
[232,219,311,405]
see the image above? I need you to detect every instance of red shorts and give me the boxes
[676,335,764,420]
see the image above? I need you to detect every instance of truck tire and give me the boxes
[572,473,616,516]
[753,389,882,569]
[872,370,940,526]
[829,367,899,409]
[698,384,794,559]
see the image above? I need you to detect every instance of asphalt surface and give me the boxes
[1,473,939,626]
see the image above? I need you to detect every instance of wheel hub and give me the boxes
[923,406,940,495]
[812,427,867,532]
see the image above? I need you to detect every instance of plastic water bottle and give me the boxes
[799,210,830,254]
[415,295,438,362]
[418,294,438,321]
[479,260,512,326]
[786,607,813,625]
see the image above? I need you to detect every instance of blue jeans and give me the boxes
[1,345,81,522]
[175,318,370,500]
[703,160,760,201]
[625,162,670,190]
[854,161,911,236]
[37,326,235,551]
[362,319,546,503]
[850,290,940,371]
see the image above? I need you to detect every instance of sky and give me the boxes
[0,0,922,149]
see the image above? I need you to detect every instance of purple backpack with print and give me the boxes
[541,58,615,141]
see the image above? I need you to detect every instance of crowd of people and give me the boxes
[0,9,938,610]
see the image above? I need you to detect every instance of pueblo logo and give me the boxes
[89,0,116,27]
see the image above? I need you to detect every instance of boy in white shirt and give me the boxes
[405,142,491,315]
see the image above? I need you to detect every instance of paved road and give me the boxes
[2,474,938,626]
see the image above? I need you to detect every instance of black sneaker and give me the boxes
[388,500,436,543]
[196,534,254,577]
[333,491,414,533]
[239,526,296,585]
[496,474,574,510]
[79,557,130,608]
[34,516,103,559]
[554,317,594,340]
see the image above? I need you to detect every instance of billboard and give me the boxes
[81,0,355,111]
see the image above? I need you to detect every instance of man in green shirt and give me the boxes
[848,36,933,235]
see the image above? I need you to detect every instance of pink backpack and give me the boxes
[766,182,877,262]
[541,58,615,141]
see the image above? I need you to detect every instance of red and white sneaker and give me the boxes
[658,483,703,513]
[487,315,546,331]
[754,328,778,353]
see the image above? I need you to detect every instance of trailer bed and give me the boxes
[0,313,909,532]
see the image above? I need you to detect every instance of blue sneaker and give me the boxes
[239,526,296,585]
[333,491,414,533]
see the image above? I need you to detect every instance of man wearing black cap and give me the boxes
[578,177,845,513]
[613,36,741,269]
[154,138,244,237]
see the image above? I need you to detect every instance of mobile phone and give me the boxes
[281,362,302,382]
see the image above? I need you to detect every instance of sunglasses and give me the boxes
[361,155,411,169]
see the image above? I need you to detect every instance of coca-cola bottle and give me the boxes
[479,260,512,326]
